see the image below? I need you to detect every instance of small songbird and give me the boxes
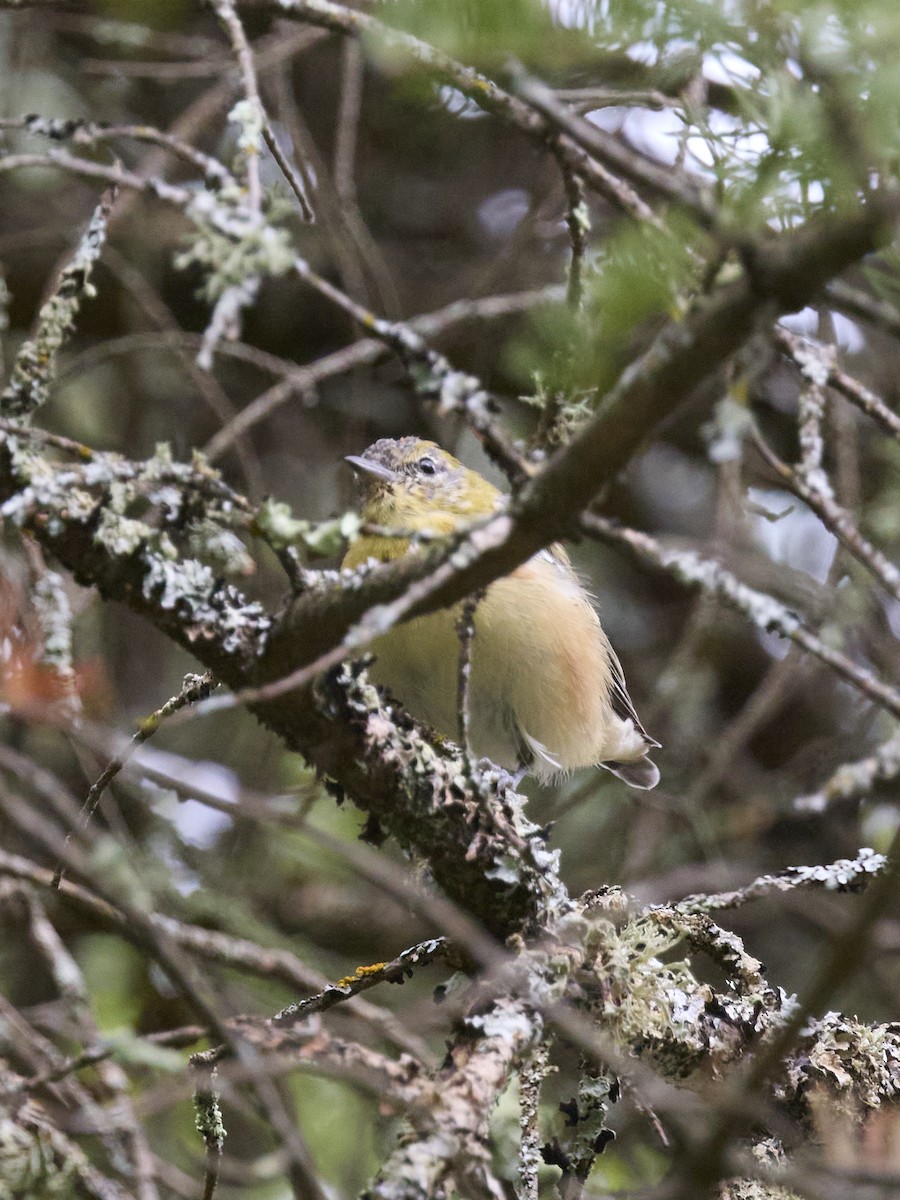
[342,437,660,789]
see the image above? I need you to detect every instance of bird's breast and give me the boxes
[364,551,637,777]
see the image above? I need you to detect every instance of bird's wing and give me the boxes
[542,542,661,752]
[607,646,661,749]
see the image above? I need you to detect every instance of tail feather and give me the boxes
[601,756,660,790]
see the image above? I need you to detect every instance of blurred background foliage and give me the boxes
[1,0,899,1196]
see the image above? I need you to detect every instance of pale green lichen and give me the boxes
[2,193,113,418]
[30,570,74,675]
[142,555,269,654]
[0,1113,81,1198]
[783,1012,900,1113]
[465,1005,537,1045]
[720,1138,802,1200]
[185,519,255,577]
[255,499,362,557]
[584,910,788,1079]
[228,97,265,157]
[703,391,755,464]
[175,187,294,305]
[94,509,156,557]
[194,1070,227,1153]
[571,200,591,235]
[0,452,99,534]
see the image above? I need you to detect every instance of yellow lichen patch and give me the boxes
[335,962,387,988]
[355,962,387,977]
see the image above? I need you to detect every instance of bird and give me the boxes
[342,437,660,789]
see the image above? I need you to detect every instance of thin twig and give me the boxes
[456,592,483,778]
[51,672,215,888]
[775,325,900,439]
[753,427,900,604]
[583,514,900,721]
[272,937,450,1027]
[675,847,888,913]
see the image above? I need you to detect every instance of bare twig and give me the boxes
[51,671,214,888]
[775,325,900,439]
[583,515,900,721]
[271,937,451,1028]
[794,727,900,814]
[675,847,888,913]
[753,427,900,604]
[456,591,483,777]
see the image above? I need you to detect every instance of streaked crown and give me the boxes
[346,437,500,529]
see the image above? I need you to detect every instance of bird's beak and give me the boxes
[345,455,397,483]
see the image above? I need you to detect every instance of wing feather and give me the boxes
[607,647,661,749]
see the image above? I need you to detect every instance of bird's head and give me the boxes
[346,437,500,532]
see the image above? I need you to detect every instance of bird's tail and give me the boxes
[601,756,660,790]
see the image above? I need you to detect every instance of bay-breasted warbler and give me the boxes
[343,437,660,788]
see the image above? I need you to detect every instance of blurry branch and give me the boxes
[774,325,900,439]
[826,278,900,342]
[554,85,679,111]
[0,846,427,1059]
[51,671,215,888]
[43,12,223,57]
[0,149,192,203]
[675,847,888,913]
[204,284,564,460]
[794,727,900,815]
[1,186,117,418]
[511,66,710,226]
[0,114,236,187]
[254,0,697,226]
[197,1019,426,1114]
[270,937,451,1029]
[752,427,900,604]
[584,516,900,721]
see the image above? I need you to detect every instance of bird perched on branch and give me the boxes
[343,437,660,789]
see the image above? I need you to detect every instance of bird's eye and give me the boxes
[418,456,437,475]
